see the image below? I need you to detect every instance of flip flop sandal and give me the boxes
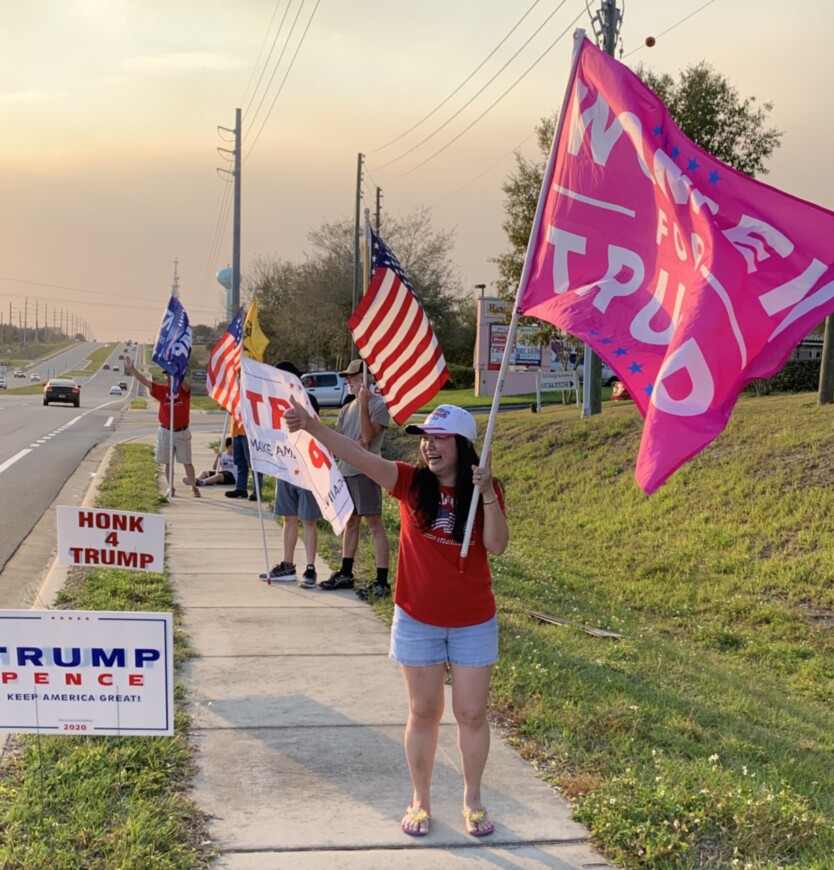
[401,806,430,837]
[463,807,494,837]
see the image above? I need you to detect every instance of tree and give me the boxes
[248,208,475,371]
[638,62,781,178]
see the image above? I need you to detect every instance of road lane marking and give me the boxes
[105,416,114,428]
[0,449,32,475]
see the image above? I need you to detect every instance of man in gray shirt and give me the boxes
[320,359,391,600]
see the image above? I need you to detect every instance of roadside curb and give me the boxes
[34,442,119,609]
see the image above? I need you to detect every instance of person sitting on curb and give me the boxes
[125,356,200,498]
[190,436,236,487]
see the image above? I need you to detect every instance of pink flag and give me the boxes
[520,37,834,493]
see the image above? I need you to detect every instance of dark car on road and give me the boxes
[118,381,128,391]
[43,378,80,407]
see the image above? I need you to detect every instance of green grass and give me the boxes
[5,391,833,867]
[1,340,76,366]
[348,393,834,868]
[0,445,211,869]
[6,344,117,394]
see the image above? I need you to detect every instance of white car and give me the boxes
[300,371,350,407]
[30,373,41,382]
[0,378,6,389]
[109,385,123,395]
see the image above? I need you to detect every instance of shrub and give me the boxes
[444,363,475,390]
[750,359,820,395]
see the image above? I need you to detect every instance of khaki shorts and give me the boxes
[345,473,382,516]
[155,426,193,465]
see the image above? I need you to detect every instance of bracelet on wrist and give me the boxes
[482,494,498,506]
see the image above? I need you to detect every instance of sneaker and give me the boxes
[225,489,248,499]
[262,561,296,583]
[356,582,391,602]
[299,566,317,588]
[319,571,354,591]
[182,476,204,487]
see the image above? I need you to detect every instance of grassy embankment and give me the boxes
[349,392,834,869]
[6,361,831,866]
[0,445,211,869]
[6,344,116,395]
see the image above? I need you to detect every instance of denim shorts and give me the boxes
[274,480,322,521]
[389,605,498,667]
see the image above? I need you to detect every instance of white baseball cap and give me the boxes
[405,404,478,442]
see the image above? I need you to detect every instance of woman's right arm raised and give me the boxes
[285,394,398,492]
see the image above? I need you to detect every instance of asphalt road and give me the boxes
[0,341,136,573]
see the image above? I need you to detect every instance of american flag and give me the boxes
[349,229,449,425]
[206,308,244,418]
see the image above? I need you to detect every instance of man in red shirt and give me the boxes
[125,357,200,498]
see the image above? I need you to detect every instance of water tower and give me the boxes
[217,267,233,321]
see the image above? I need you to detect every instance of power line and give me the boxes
[623,0,719,58]
[243,0,299,140]
[246,0,321,160]
[244,0,321,163]
[387,5,585,183]
[368,0,545,156]
[240,0,287,112]
[0,275,163,305]
[372,0,572,172]
[428,129,538,208]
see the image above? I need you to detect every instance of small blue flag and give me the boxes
[152,296,192,394]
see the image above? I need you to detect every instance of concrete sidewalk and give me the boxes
[163,436,616,869]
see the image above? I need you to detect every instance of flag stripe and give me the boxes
[349,231,449,426]
[206,309,243,419]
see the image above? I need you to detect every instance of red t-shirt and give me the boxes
[389,461,504,628]
[149,381,191,430]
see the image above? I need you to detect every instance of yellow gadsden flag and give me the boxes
[242,299,270,361]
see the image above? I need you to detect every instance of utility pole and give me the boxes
[23,298,27,347]
[582,0,622,417]
[217,109,241,318]
[375,186,382,231]
[818,318,834,403]
[351,153,365,357]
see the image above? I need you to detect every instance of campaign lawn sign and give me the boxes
[0,610,174,735]
[57,507,165,572]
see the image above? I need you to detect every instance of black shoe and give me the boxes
[248,493,257,501]
[225,489,248,499]
[356,582,391,602]
[319,571,354,590]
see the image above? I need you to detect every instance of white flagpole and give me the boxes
[253,471,272,580]
[362,208,371,388]
[460,29,586,562]
[168,387,175,498]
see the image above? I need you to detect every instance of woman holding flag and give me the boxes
[285,396,508,839]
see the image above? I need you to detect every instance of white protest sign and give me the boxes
[240,358,354,535]
[0,609,174,736]
[57,507,165,572]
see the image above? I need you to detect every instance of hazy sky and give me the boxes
[2,0,832,342]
